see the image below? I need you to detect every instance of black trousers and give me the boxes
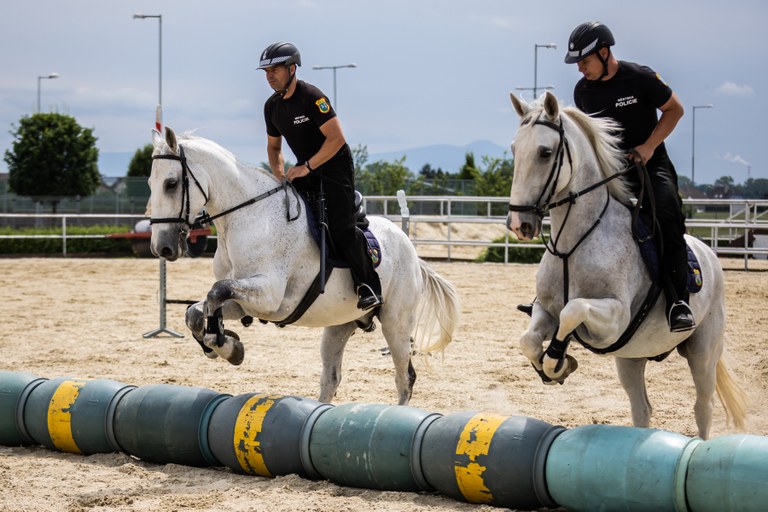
[637,152,689,308]
[292,145,382,296]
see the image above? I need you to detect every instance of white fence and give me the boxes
[2,197,768,269]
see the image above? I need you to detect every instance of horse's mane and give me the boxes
[560,107,635,205]
[163,131,275,180]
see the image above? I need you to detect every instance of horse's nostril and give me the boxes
[160,246,173,258]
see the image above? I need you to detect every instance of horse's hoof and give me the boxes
[543,355,579,383]
[204,350,219,360]
[223,330,244,366]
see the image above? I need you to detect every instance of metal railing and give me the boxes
[2,197,767,268]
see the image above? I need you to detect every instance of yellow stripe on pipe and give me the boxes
[454,412,506,504]
[47,379,87,454]
[233,395,280,477]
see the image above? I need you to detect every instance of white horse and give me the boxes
[506,92,747,438]
[148,127,460,405]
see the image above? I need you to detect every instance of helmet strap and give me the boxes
[597,47,611,80]
[279,64,296,97]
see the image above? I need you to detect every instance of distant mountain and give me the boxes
[368,140,510,173]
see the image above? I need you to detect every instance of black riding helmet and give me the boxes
[258,42,302,69]
[258,42,301,96]
[564,21,615,64]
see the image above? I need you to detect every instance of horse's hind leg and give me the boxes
[615,357,652,428]
[381,321,417,406]
[319,323,357,403]
[677,329,723,439]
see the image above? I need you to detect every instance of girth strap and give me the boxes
[273,265,335,328]
[572,281,663,355]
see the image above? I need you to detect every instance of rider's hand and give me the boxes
[285,164,310,182]
[630,144,653,165]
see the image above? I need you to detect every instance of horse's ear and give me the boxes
[165,126,178,153]
[509,92,530,118]
[151,129,163,147]
[542,91,560,120]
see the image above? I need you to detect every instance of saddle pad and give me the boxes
[687,246,703,293]
[632,213,702,294]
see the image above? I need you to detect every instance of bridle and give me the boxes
[149,144,300,230]
[507,113,636,255]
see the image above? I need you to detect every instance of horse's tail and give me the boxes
[412,259,460,356]
[715,351,749,432]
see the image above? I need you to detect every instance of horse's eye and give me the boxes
[538,146,553,159]
[164,178,178,192]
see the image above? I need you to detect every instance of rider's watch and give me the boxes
[304,160,313,172]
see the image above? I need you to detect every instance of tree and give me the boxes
[356,156,411,195]
[4,113,99,212]
[127,144,154,177]
[351,144,369,177]
[475,155,514,198]
[458,151,478,180]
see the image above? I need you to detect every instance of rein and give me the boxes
[149,144,301,229]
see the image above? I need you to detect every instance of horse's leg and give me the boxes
[319,323,357,403]
[676,328,723,440]
[185,301,217,359]
[380,315,418,406]
[615,357,652,428]
[544,297,627,381]
[520,303,558,383]
[202,277,280,365]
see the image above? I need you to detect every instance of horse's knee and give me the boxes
[206,280,234,308]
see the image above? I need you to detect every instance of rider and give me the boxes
[564,21,694,332]
[257,41,383,310]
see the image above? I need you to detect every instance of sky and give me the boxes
[1,0,766,185]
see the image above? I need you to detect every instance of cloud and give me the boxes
[721,152,751,166]
[715,82,754,97]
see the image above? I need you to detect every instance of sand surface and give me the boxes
[1,254,766,512]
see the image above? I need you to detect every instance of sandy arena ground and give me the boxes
[1,249,766,511]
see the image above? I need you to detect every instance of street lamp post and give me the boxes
[691,104,714,187]
[133,13,163,131]
[312,63,357,110]
[134,13,180,338]
[515,43,557,100]
[36,73,59,113]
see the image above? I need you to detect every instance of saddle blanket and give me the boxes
[634,214,702,293]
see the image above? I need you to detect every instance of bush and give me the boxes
[477,235,545,263]
[0,225,135,255]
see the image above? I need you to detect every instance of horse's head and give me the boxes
[148,126,210,261]
[505,91,571,240]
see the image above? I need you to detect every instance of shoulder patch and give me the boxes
[315,97,330,114]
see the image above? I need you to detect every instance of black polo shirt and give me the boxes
[264,80,336,163]
[574,61,673,153]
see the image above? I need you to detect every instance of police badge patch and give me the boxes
[315,98,330,114]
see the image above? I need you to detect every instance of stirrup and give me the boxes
[668,300,696,332]
[356,283,383,311]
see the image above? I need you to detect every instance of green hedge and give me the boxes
[0,225,136,255]
[477,235,546,263]
[0,225,217,256]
